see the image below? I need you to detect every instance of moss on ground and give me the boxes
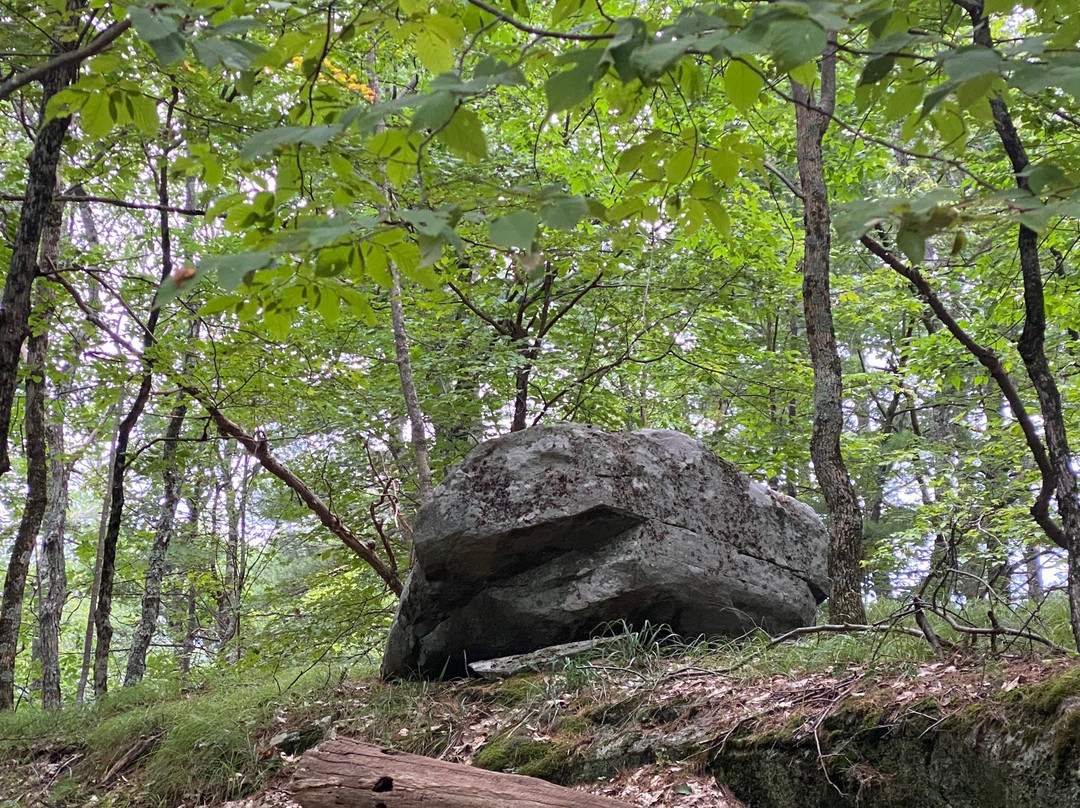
[998,667,1080,716]
[474,730,577,780]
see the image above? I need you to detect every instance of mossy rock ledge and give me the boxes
[471,667,1080,808]
[710,676,1080,808]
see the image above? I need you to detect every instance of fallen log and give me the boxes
[291,737,628,808]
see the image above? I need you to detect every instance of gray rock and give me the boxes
[382,423,828,679]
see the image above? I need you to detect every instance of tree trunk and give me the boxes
[177,496,202,677]
[37,419,68,710]
[511,356,535,433]
[77,399,122,703]
[792,36,867,624]
[0,19,80,476]
[390,268,434,501]
[292,738,629,808]
[33,202,67,710]
[93,144,178,696]
[1024,549,1044,601]
[0,287,50,709]
[961,0,1080,647]
[214,443,248,651]
[123,393,188,686]
[368,53,433,504]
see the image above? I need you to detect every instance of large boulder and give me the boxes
[382,423,828,679]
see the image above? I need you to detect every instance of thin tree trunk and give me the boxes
[181,584,197,676]
[0,286,50,709]
[33,202,67,710]
[77,400,122,703]
[37,420,68,710]
[367,51,433,505]
[216,444,242,649]
[93,109,180,696]
[1025,549,1044,601]
[792,35,867,624]
[511,359,534,433]
[178,497,202,676]
[123,392,188,686]
[0,11,80,476]
[390,259,433,502]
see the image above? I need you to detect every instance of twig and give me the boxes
[921,601,1069,655]
[767,622,926,645]
[464,0,615,41]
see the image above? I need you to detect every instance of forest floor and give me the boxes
[3,633,1078,808]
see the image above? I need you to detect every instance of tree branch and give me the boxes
[185,393,405,596]
[0,19,132,103]
[464,0,615,41]
[0,192,205,217]
[859,234,1067,550]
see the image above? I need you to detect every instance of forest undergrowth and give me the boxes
[2,598,1078,808]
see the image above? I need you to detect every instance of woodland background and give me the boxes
[0,0,1079,712]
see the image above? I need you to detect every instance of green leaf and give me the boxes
[860,54,895,86]
[541,196,590,230]
[202,252,275,291]
[416,233,445,267]
[702,199,731,237]
[317,286,340,325]
[44,88,87,122]
[417,26,456,74]
[128,5,179,41]
[198,295,243,316]
[389,241,423,280]
[724,59,763,112]
[920,83,956,119]
[708,148,739,187]
[884,83,923,123]
[956,73,996,109]
[545,49,606,112]
[896,230,926,265]
[192,37,263,71]
[306,221,356,248]
[242,124,343,159]
[766,19,826,72]
[788,61,817,86]
[361,243,392,288]
[1026,161,1069,194]
[147,34,187,66]
[411,91,457,133]
[263,308,292,341]
[490,211,540,250]
[80,91,115,139]
[665,147,697,185]
[129,93,158,136]
[942,47,1002,83]
[438,107,487,161]
[400,209,452,238]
